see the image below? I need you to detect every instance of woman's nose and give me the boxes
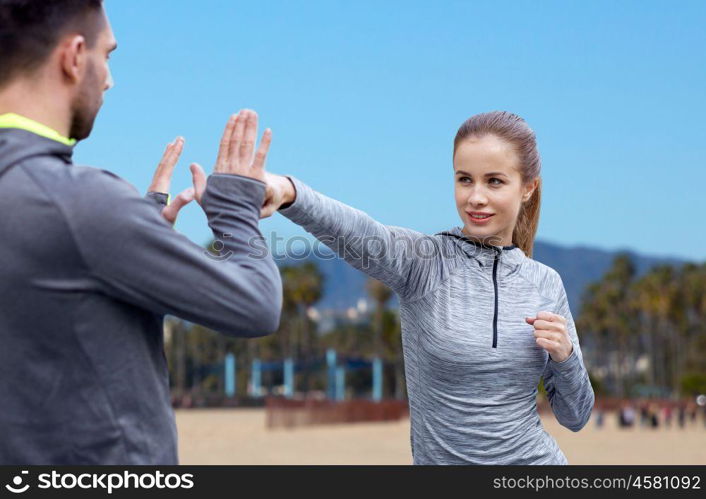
[467,187,488,206]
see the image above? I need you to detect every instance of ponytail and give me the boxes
[513,177,541,258]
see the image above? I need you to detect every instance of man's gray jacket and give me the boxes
[0,128,282,464]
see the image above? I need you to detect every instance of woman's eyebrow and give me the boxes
[455,170,508,177]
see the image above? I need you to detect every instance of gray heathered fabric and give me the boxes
[279,176,595,465]
[0,128,282,464]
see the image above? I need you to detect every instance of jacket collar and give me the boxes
[436,226,526,267]
[0,113,76,147]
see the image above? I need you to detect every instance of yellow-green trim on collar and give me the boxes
[0,113,76,146]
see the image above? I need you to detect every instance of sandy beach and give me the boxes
[176,408,706,465]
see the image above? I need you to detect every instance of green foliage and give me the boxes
[578,255,706,398]
[680,373,706,396]
[588,370,603,396]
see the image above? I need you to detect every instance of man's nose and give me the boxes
[104,65,114,91]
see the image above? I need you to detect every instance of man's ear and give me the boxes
[523,177,540,202]
[59,35,87,84]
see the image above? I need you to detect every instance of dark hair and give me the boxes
[0,0,104,88]
[453,111,542,258]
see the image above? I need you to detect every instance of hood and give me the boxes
[0,128,74,178]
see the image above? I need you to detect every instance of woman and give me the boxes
[262,111,594,465]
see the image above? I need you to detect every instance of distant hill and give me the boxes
[274,239,688,315]
[532,241,685,313]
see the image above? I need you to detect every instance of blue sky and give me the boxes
[74,0,706,261]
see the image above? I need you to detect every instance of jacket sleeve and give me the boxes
[277,175,446,300]
[144,191,169,210]
[541,274,595,431]
[65,171,282,337]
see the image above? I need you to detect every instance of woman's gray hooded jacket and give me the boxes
[279,176,595,465]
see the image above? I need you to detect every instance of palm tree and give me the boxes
[366,278,392,359]
[578,254,638,397]
[367,278,393,400]
[281,262,324,394]
[680,263,706,376]
[381,308,405,399]
[631,264,682,396]
[604,254,638,397]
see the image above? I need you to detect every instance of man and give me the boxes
[0,0,282,464]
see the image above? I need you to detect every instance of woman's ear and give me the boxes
[59,35,87,84]
[522,177,540,202]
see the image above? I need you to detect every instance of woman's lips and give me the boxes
[467,212,494,224]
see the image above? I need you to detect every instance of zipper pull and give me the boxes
[491,247,501,348]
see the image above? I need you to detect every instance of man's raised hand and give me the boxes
[148,136,198,225]
[189,110,272,206]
